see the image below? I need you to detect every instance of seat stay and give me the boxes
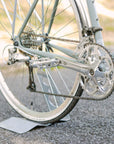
[17,0,39,38]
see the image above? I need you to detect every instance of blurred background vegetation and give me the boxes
[98,0,114,10]
[97,0,114,46]
[0,0,114,47]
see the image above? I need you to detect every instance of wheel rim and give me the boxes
[0,0,82,122]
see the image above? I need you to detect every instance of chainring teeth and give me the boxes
[80,43,114,98]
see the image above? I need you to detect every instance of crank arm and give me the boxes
[29,57,91,76]
[15,45,92,76]
[58,58,91,76]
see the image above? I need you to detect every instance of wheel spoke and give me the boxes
[0,21,11,36]
[41,0,45,34]
[1,0,12,26]
[56,67,70,93]
[0,0,84,123]
[36,71,57,111]
[52,18,76,37]
[59,31,79,38]
[27,0,41,23]
[45,69,64,107]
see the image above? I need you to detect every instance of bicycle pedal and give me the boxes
[29,58,59,69]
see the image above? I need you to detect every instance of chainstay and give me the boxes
[31,90,109,101]
[22,32,80,43]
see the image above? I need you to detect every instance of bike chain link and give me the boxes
[31,89,110,101]
[22,32,80,44]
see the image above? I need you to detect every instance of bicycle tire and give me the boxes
[0,0,87,123]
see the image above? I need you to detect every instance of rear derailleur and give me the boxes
[7,47,36,91]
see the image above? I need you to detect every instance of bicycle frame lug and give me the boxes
[82,26,102,37]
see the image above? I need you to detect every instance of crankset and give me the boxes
[79,43,114,99]
[29,43,114,101]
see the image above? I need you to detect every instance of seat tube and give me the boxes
[86,0,104,46]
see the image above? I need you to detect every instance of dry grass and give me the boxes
[0,0,114,47]
[98,15,114,46]
[96,0,114,46]
[97,0,114,10]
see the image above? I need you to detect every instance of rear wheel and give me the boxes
[0,0,84,123]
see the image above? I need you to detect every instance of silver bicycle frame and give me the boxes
[86,0,104,45]
[74,0,104,45]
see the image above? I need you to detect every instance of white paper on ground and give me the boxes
[0,115,70,134]
[0,117,50,134]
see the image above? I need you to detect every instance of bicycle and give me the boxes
[0,0,113,124]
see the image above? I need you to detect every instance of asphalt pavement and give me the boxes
[0,46,114,144]
[0,89,114,144]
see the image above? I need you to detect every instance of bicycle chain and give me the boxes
[22,32,80,44]
[31,90,110,101]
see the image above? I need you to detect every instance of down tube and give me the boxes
[86,0,104,46]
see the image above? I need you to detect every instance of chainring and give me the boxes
[79,43,114,99]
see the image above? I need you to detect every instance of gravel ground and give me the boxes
[0,89,114,144]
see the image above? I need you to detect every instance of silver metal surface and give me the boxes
[0,117,50,134]
[30,58,59,69]
[86,0,104,45]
